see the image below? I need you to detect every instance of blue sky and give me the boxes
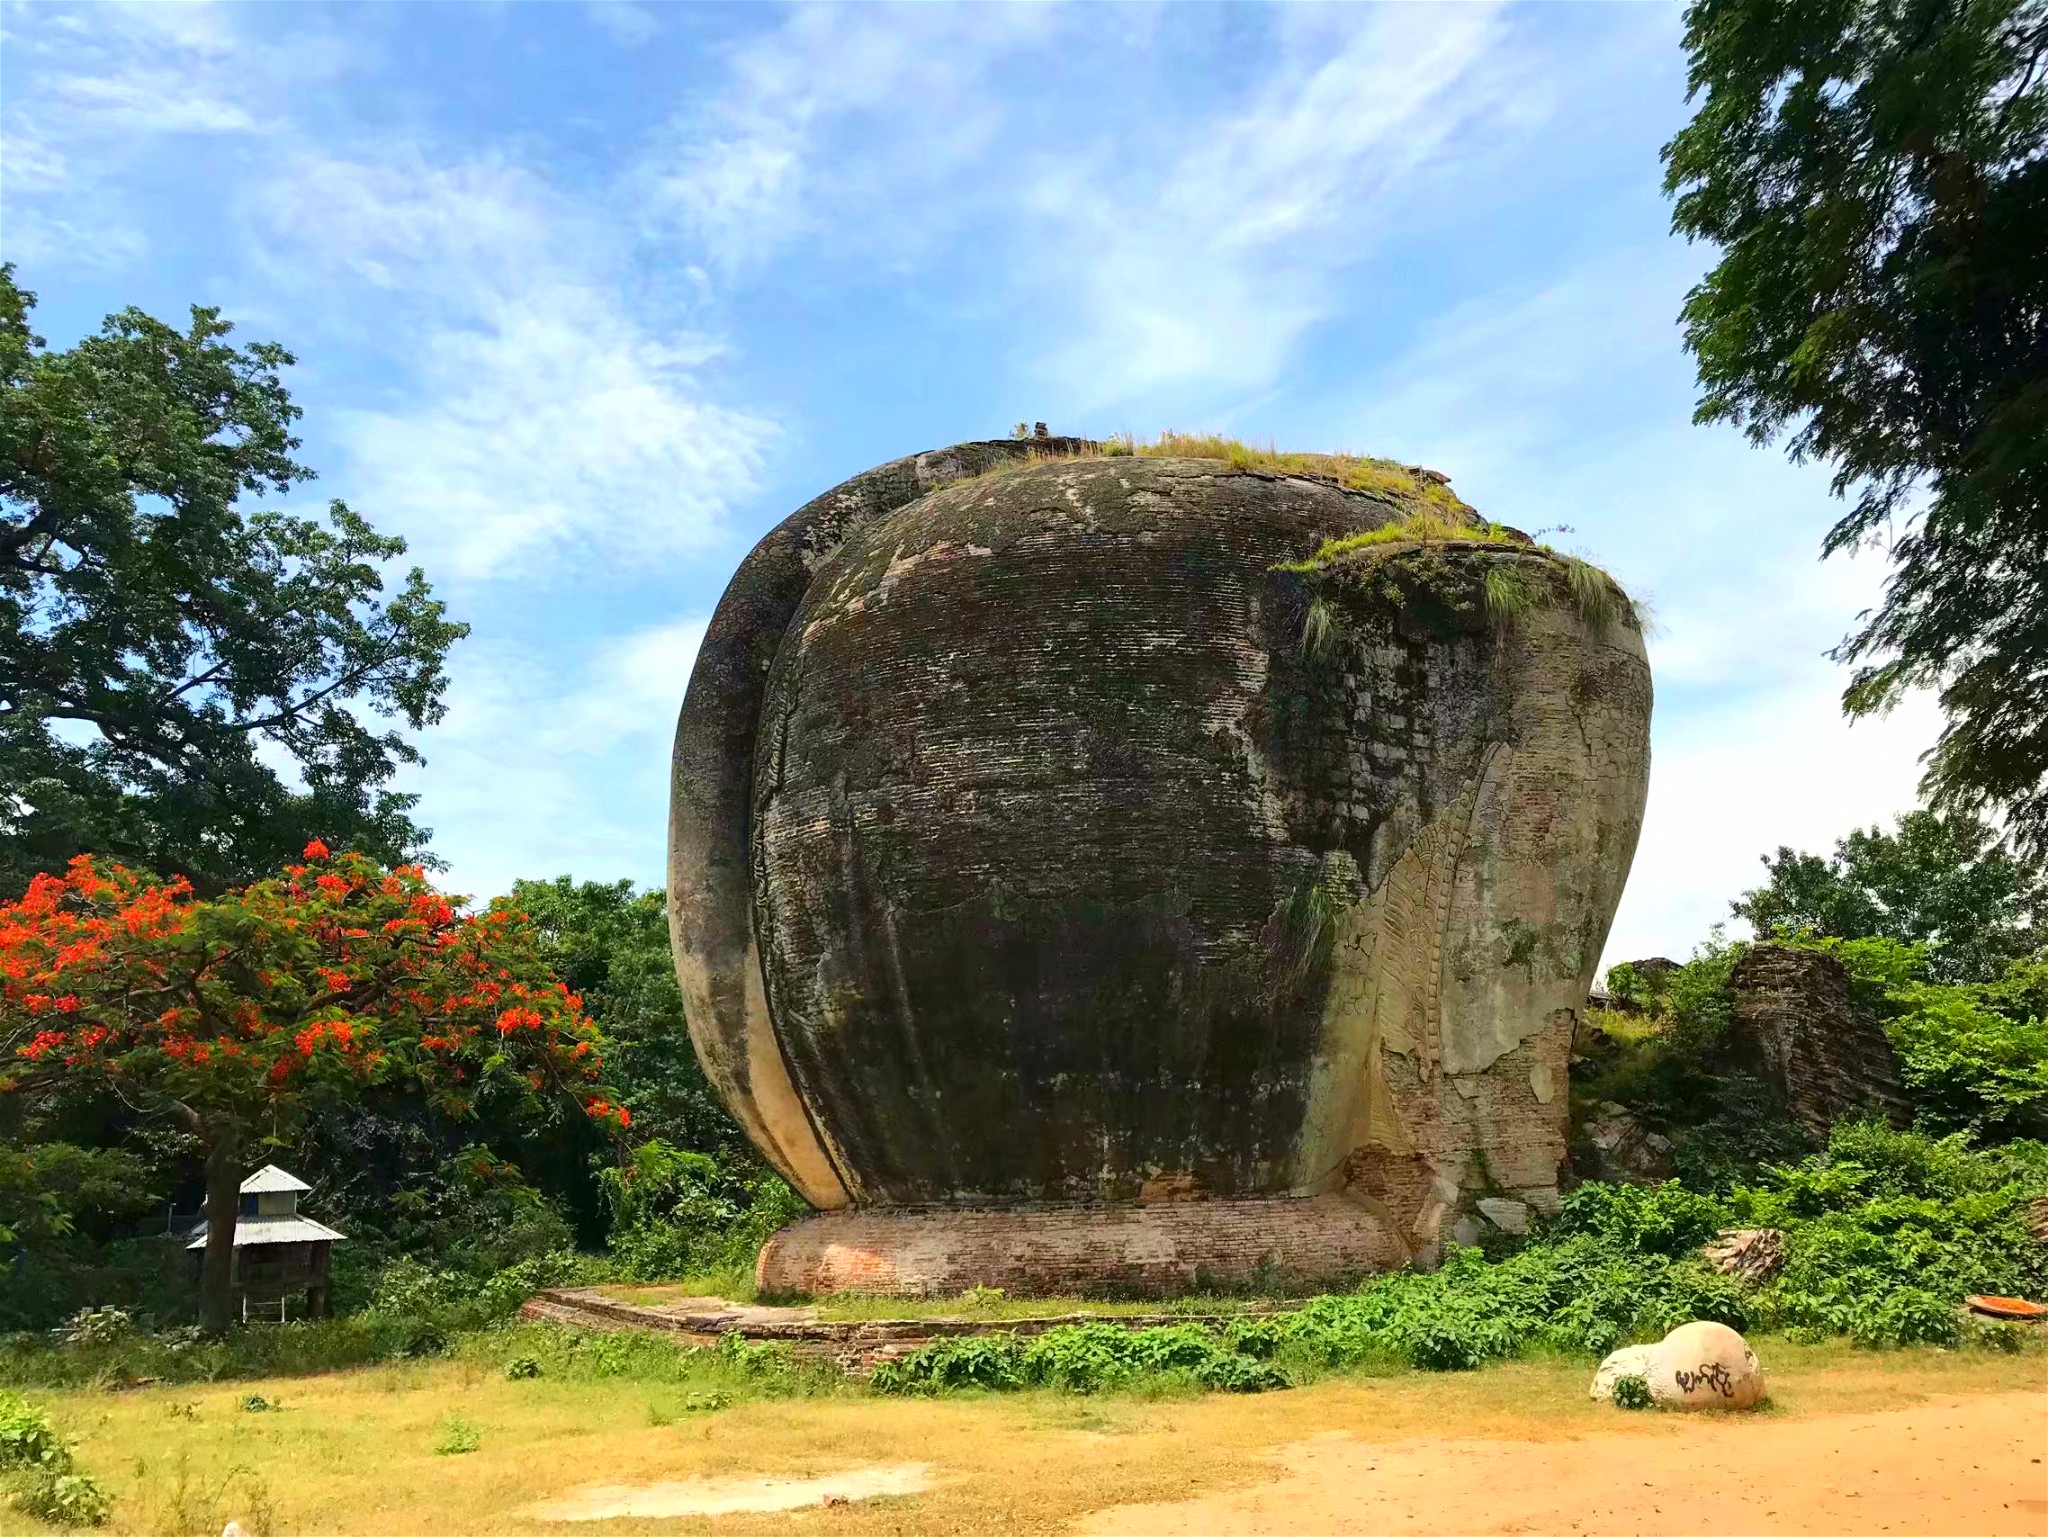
[2,1,1940,968]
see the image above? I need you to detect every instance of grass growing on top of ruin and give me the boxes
[1274,514,1643,637]
[949,432,1471,516]
[1103,431,1471,513]
[1276,511,1524,571]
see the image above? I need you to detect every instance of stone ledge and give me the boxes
[755,1195,1409,1298]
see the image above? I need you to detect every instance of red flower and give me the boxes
[303,839,331,860]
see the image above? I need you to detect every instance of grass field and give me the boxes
[10,1332,2042,1536]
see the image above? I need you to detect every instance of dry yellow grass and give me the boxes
[11,1338,2042,1536]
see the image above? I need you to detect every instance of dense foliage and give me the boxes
[0,268,465,895]
[1663,0,2048,857]
[0,848,620,1329]
[509,878,741,1159]
[600,1140,802,1288]
[1733,808,2044,982]
[0,1389,107,1525]
[876,1125,2048,1395]
[1819,935,2048,1135]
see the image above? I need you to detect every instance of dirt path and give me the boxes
[1078,1389,2048,1536]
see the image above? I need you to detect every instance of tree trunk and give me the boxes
[199,1129,241,1335]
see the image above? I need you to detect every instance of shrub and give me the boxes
[0,1392,108,1526]
[1730,1122,2048,1344]
[10,1467,111,1527]
[432,1416,480,1456]
[1610,1375,1652,1410]
[1886,987,2048,1137]
[601,1141,802,1284]
[871,1322,1286,1397]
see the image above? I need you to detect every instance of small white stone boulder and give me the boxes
[1647,1320,1766,1410]
[1589,1343,1658,1402]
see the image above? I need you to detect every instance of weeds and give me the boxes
[0,1390,108,1526]
[871,1322,1287,1397]
[1279,513,1517,572]
[1299,595,1341,664]
[1123,434,1471,514]
[0,1250,588,1391]
[432,1415,480,1455]
[874,1126,2047,1397]
[1562,556,1624,633]
[1482,562,1541,626]
[1280,877,1341,989]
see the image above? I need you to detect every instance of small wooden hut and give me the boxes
[186,1164,345,1321]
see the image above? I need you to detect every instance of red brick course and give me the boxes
[755,1195,1410,1297]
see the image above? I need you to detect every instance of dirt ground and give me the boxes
[1078,1389,2048,1536]
[37,1338,2048,1536]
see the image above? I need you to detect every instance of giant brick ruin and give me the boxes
[668,438,1652,1295]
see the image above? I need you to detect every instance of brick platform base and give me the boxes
[755,1196,1412,1297]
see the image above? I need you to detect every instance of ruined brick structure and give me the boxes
[1725,942,1912,1138]
[669,440,1652,1295]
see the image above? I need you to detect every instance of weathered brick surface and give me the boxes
[1726,943,1911,1137]
[671,444,1652,1294]
[756,1197,1411,1297]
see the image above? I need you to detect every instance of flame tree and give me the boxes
[0,843,624,1332]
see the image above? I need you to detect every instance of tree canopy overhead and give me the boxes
[0,267,466,894]
[1663,0,2048,854]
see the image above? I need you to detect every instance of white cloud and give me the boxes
[3,2,262,135]
[639,3,1056,269]
[584,2,658,47]
[0,2,351,263]
[1017,5,1544,407]
[256,153,776,583]
[405,616,708,899]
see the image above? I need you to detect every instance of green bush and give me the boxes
[11,1466,111,1527]
[870,1321,1287,1396]
[1727,1122,2048,1344]
[601,1141,802,1284]
[1792,937,2048,1139]
[878,1125,2042,1400]
[0,1249,593,1390]
[1610,1374,1652,1410]
[0,1391,108,1526]
[432,1416,480,1456]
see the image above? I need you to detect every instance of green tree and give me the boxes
[1732,808,2043,981]
[0,267,466,894]
[1662,0,2048,854]
[0,848,620,1332]
[508,877,747,1163]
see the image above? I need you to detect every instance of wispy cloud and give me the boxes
[256,152,775,583]
[406,615,708,897]
[584,1,659,48]
[1,1,350,263]
[1019,5,1538,406]
[639,3,1058,270]
[4,2,263,135]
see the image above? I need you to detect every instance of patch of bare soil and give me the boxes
[528,1462,936,1521]
[1077,1390,2048,1536]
